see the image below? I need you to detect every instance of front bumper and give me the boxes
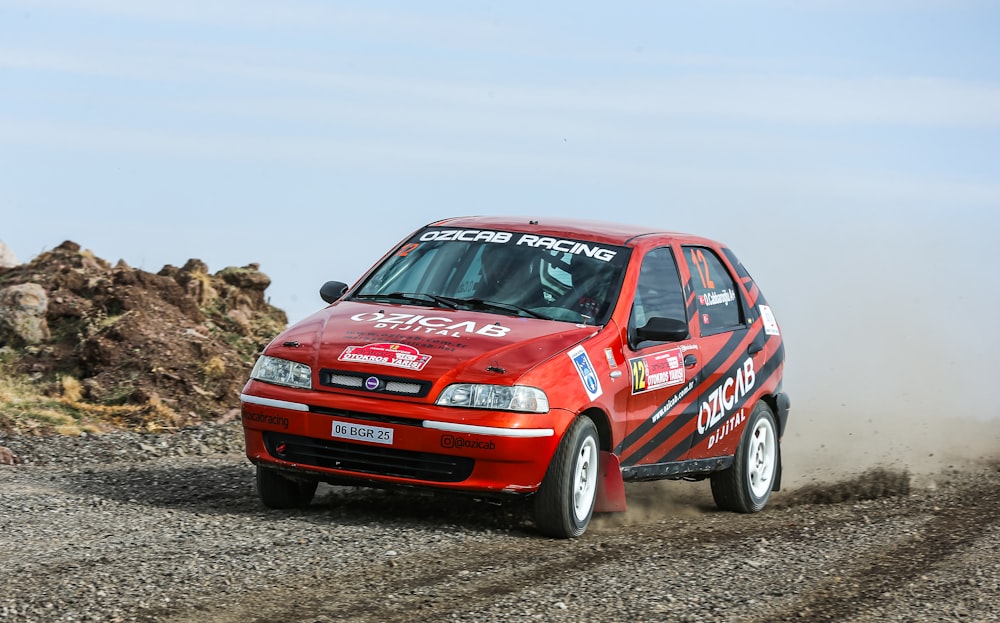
[240,382,571,495]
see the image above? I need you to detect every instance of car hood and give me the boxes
[265,301,598,385]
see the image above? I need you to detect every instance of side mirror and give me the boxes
[319,281,349,304]
[635,317,689,342]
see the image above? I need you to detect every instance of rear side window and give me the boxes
[683,246,743,335]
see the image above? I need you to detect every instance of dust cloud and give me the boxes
[771,215,1000,489]
[596,212,1000,526]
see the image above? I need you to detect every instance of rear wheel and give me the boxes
[711,401,778,513]
[534,416,600,538]
[256,465,318,509]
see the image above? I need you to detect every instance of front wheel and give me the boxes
[711,401,779,513]
[534,416,600,538]
[256,465,318,509]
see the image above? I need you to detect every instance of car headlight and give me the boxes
[436,384,549,413]
[250,355,312,389]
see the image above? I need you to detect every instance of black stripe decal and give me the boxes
[618,325,755,465]
[657,341,784,463]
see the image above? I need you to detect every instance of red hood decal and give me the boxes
[338,342,433,371]
[267,301,596,383]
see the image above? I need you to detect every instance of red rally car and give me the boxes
[241,216,789,538]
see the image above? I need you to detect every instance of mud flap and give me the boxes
[593,451,627,513]
[772,438,783,492]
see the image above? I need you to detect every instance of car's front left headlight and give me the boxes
[250,355,312,389]
[436,384,549,413]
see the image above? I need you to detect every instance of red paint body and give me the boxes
[242,216,788,510]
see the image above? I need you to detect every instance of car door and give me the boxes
[616,243,757,476]
[678,243,758,461]
[616,245,704,477]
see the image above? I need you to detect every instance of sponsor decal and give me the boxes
[707,409,746,450]
[698,288,736,307]
[568,345,603,401]
[759,304,780,336]
[345,331,468,353]
[440,435,496,451]
[242,410,290,429]
[420,229,513,243]
[350,312,511,338]
[338,342,432,371]
[512,234,617,262]
[697,358,756,435]
[418,229,618,262]
[650,380,695,424]
[629,348,685,395]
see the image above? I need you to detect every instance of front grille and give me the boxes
[263,432,474,483]
[320,368,432,397]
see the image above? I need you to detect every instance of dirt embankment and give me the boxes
[0,241,287,435]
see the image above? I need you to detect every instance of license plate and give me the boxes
[331,420,394,445]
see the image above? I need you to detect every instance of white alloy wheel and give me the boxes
[534,416,601,538]
[572,433,599,523]
[710,401,779,513]
[746,414,776,499]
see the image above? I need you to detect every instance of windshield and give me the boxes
[351,227,630,325]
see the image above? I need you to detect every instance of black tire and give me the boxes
[711,401,779,513]
[256,465,318,509]
[533,416,600,538]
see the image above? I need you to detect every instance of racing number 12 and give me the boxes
[690,248,715,289]
[630,359,647,392]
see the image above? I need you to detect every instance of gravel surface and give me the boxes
[2,422,999,623]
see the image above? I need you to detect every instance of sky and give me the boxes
[3,1,1000,456]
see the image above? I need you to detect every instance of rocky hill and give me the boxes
[0,241,287,436]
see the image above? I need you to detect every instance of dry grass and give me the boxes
[203,356,227,380]
[0,356,183,436]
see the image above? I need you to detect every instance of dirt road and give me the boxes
[1,425,998,623]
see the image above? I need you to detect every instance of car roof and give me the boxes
[427,215,720,248]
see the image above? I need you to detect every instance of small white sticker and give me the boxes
[759,305,780,336]
[604,347,617,369]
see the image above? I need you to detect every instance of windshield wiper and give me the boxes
[463,298,549,319]
[352,292,547,319]
[351,292,462,309]
[423,295,472,310]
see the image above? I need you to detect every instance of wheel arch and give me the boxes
[761,391,791,438]
[580,406,613,452]
[756,393,787,492]
[578,406,628,513]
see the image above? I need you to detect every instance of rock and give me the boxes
[218,265,271,291]
[0,283,50,346]
[226,308,253,335]
[0,445,18,465]
[0,241,18,267]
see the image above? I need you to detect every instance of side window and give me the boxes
[684,246,743,334]
[631,247,686,332]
